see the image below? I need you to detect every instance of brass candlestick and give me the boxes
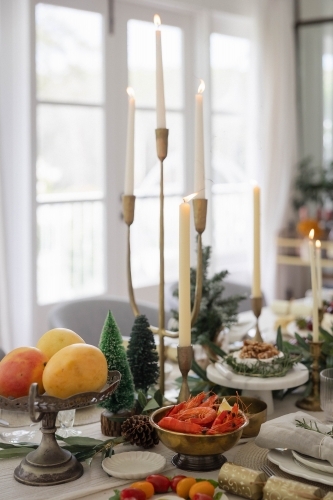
[177,345,194,402]
[124,129,207,396]
[296,341,323,411]
[251,296,263,342]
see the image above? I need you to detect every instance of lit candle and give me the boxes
[154,14,166,129]
[194,80,205,198]
[179,193,196,347]
[124,87,135,195]
[252,184,261,297]
[309,230,319,342]
[316,240,323,309]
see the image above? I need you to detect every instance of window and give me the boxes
[35,2,105,304]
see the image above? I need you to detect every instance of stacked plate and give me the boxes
[267,448,333,486]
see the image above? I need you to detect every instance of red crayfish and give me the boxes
[158,392,245,435]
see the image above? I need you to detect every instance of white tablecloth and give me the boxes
[0,394,324,500]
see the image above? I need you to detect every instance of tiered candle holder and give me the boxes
[124,129,207,395]
[0,371,121,486]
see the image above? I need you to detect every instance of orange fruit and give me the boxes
[176,477,196,499]
[130,481,155,499]
[189,481,215,499]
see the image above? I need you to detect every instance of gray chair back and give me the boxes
[48,296,169,347]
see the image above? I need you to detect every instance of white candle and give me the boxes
[252,184,261,297]
[194,80,205,198]
[309,230,319,342]
[179,194,196,347]
[124,87,135,195]
[154,15,166,129]
[316,240,323,309]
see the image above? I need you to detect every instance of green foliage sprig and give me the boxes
[172,245,246,344]
[295,418,333,438]
[223,351,302,378]
[0,435,126,464]
[293,157,333,210]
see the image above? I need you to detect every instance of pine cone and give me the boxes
[121,415,159,449]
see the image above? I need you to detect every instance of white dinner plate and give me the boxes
[102,451,166,479]
[291,450,333,474]
[268,449,333,486]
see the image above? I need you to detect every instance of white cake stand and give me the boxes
[206,362,309,415]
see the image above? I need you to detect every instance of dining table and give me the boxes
[1,302,331,500]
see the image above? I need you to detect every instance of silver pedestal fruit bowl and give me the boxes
[0,371,121,486]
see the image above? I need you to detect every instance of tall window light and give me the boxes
[210,32,252,278]
[35,4,105,304]
[127,19,184,287]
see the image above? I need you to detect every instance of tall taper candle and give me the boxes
[124,87,135,195]
[179,195,196,347]
[309,230,319,342]
[194,80,205,198]
[316,240,323,309]
[154,15,166,129]
[252,184,261,297]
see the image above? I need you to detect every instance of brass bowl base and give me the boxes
[171,453,227,471]
[14,454,83,486]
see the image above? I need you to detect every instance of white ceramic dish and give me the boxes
[232,350,284,366]
[286,321,311,338]
[102,451,166,479]
[291,450,333,474]
[268,449,333,486]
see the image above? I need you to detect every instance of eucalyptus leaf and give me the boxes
[294,333,310,352]
[153,389,163,408]
[55,435,104,446]
[109,489,121,500]
[143,398,159,412]
[137,390,147,410]
[0,447,35,458]
[276,327,283,352]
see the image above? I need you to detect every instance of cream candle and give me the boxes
[124,87,135,195]
[179,193,196,347]
[252,184,261,297]
[309,230,319,342]
[194,80,205,198]
[315,240,323,309]
[154,14,166,129]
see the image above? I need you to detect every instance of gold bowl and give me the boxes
[227,396,267,438]
[150,405,248,471]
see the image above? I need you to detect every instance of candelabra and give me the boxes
[123,129,207,396]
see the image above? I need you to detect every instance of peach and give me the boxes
[0,347,48,398]
[37,328,85,361]
[42,343,108,399]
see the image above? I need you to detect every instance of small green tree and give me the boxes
[99,310,135,413]
[127,315,159,395]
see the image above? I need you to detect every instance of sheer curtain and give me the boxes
[254,0,298,303]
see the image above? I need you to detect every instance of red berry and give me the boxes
[170,475,187,492]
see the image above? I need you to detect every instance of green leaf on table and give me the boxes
[196,478,219,488]
[143,398,160,412]
[320,327,333,342]
[55,435,104,446]
[137,390,147,410]
[153,389,163,408]
[213,492,224,500]
[0,442,37,450]
[109,489,121,500]
[0,447,35,458]
[276,327,283,352]
[295,333,310,352]
[191,359,209,381]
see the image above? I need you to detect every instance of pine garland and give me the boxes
[99,311,135,413]
[224,352,302,378]
[127,315,159,395]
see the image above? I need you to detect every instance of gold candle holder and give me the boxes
[251,296,263,342]
[177,345,193,402]
[124,128,207,396]
[296,341,323,411]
